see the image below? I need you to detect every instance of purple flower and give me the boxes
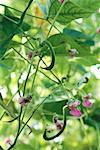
[68,100,82,117]
[83,100,92,107]
[4,138,11,145]
[70,107,82,117]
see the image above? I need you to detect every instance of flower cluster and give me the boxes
[68,93,93,117]
[69,100,82,117]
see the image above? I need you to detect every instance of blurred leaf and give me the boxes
[15,143,33,150]
[3,8,31,36]
[78,40,95,46]
[63,28,92,40]
[0,8,31,58]
[48,1,93,25]
[71,0,100,11]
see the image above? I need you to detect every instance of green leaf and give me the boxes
[63,28,92,40]
[0,8,31,58]
[3,8,31,36]
[71,0,100,11]
[48,1,93,25]
[43,100,66,114]
[15,143,33,150]
[0,100,15,118]
[48,33,91,57]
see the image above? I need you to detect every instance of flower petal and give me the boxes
[70,108,82,117]
[83,100,92,107]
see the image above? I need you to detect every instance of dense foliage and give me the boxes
[0,0,100,149]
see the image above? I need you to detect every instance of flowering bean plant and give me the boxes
[0,0,99,150]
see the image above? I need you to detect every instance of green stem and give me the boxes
[43,105,68,140]
[13,48,59,84]
[47,1,66,37]
[31,58,41,93]
[17,0,34,25]
[23,63,32,96]
[8,107,23,150]
[15,95,49,139]
[18,72,23,97]
[0,4,46,20]
[47,20,61,33]
[80,117,92,150]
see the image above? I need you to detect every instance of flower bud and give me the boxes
[27,51,33,60]
[83,93,92,100]
[55,120,64,130]
[96,27,100,34]
[4,138,11,145]
[68,49,78,58]
[58,0,64,3]
[19,95,32,106]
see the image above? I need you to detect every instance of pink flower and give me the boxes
[53,116,63,130]
[83,100,92,107]
[69,100,80,109]
[19,96,32,106]
[83,93,93,107]
[19,97,26,106]
[4,138,11,145]
[55,120,63,130]
[68,101,82,117]
[70,107,82,117]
